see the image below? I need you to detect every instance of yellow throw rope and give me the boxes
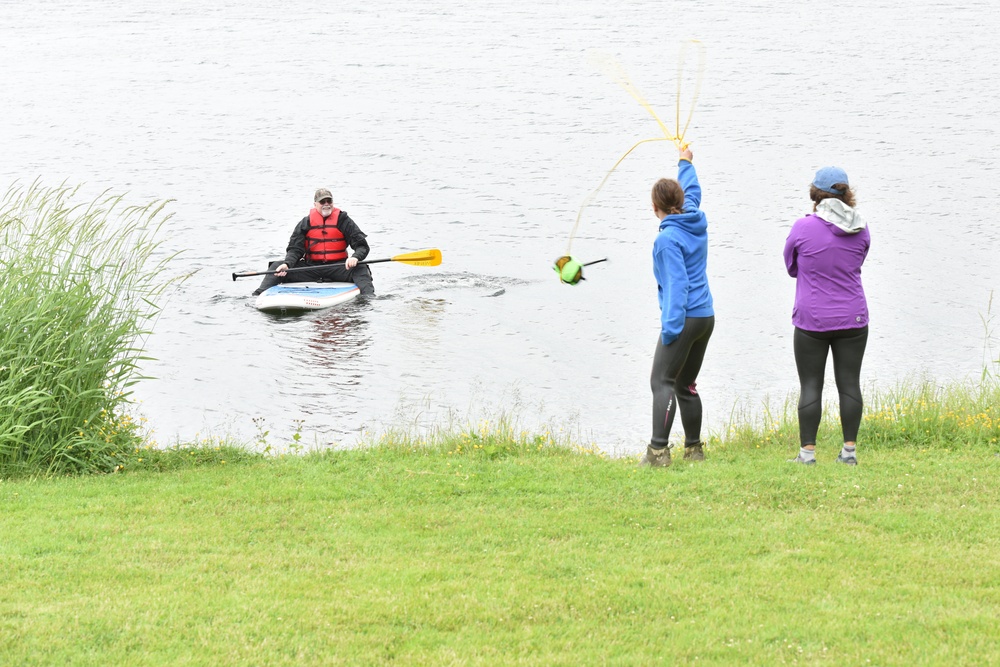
[565,41,705,256]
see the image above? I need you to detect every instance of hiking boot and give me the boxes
[639,445,672,468]
[836,452,858,466]
[787,454,817,465]
[683,443,705,461]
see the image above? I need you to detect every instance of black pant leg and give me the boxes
[794,328,830,446]
[252,261,286,295]
[650,316,714,448]
[348,265,375,295]
[674,317,714,446]
[830,327,868,442]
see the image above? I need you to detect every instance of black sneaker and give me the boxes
[787,454,817,465]
[683,443,705,461]
[836,452,858,466]
[639,445,672,468]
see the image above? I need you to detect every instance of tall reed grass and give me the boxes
[0,181,177,476]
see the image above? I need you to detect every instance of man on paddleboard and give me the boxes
[252,188,375,296]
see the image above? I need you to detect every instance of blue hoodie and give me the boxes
[653,159,714,346]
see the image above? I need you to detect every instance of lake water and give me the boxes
[3,0,998,454]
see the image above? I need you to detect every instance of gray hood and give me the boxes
[816,199,865,234]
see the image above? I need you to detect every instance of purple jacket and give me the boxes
[783,204,870,332]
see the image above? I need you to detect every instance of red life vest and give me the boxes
[304,208,348,262]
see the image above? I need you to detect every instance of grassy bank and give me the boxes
[2,179,997,662]
[2,417,998,665]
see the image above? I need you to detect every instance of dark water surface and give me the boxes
[3,1,998,453]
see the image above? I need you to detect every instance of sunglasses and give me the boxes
[317,198,333,205]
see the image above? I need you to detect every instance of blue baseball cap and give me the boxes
[812,166,849,194]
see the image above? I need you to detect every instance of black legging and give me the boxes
[793,326,868,446]
[650,316,715,448]
[254,259,375,296]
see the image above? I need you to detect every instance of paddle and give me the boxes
[231,248,442,281]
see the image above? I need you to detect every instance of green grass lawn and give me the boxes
[2,439,997,666]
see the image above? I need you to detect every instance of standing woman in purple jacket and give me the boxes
[784,167,870,465]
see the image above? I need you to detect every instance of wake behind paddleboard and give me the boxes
[255,282,360,313]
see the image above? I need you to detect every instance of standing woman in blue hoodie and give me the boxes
[641,145,715,467]
[784,167,869,466]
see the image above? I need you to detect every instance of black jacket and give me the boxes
[282,210,370,266]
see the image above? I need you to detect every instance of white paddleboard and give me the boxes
[255,282,360,313]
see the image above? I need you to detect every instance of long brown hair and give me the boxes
[810,184,856,211]
[652,178,684,215]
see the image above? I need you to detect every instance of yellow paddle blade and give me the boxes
[392,248,442,266]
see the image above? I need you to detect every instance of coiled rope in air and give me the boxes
[555,40,705,285]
